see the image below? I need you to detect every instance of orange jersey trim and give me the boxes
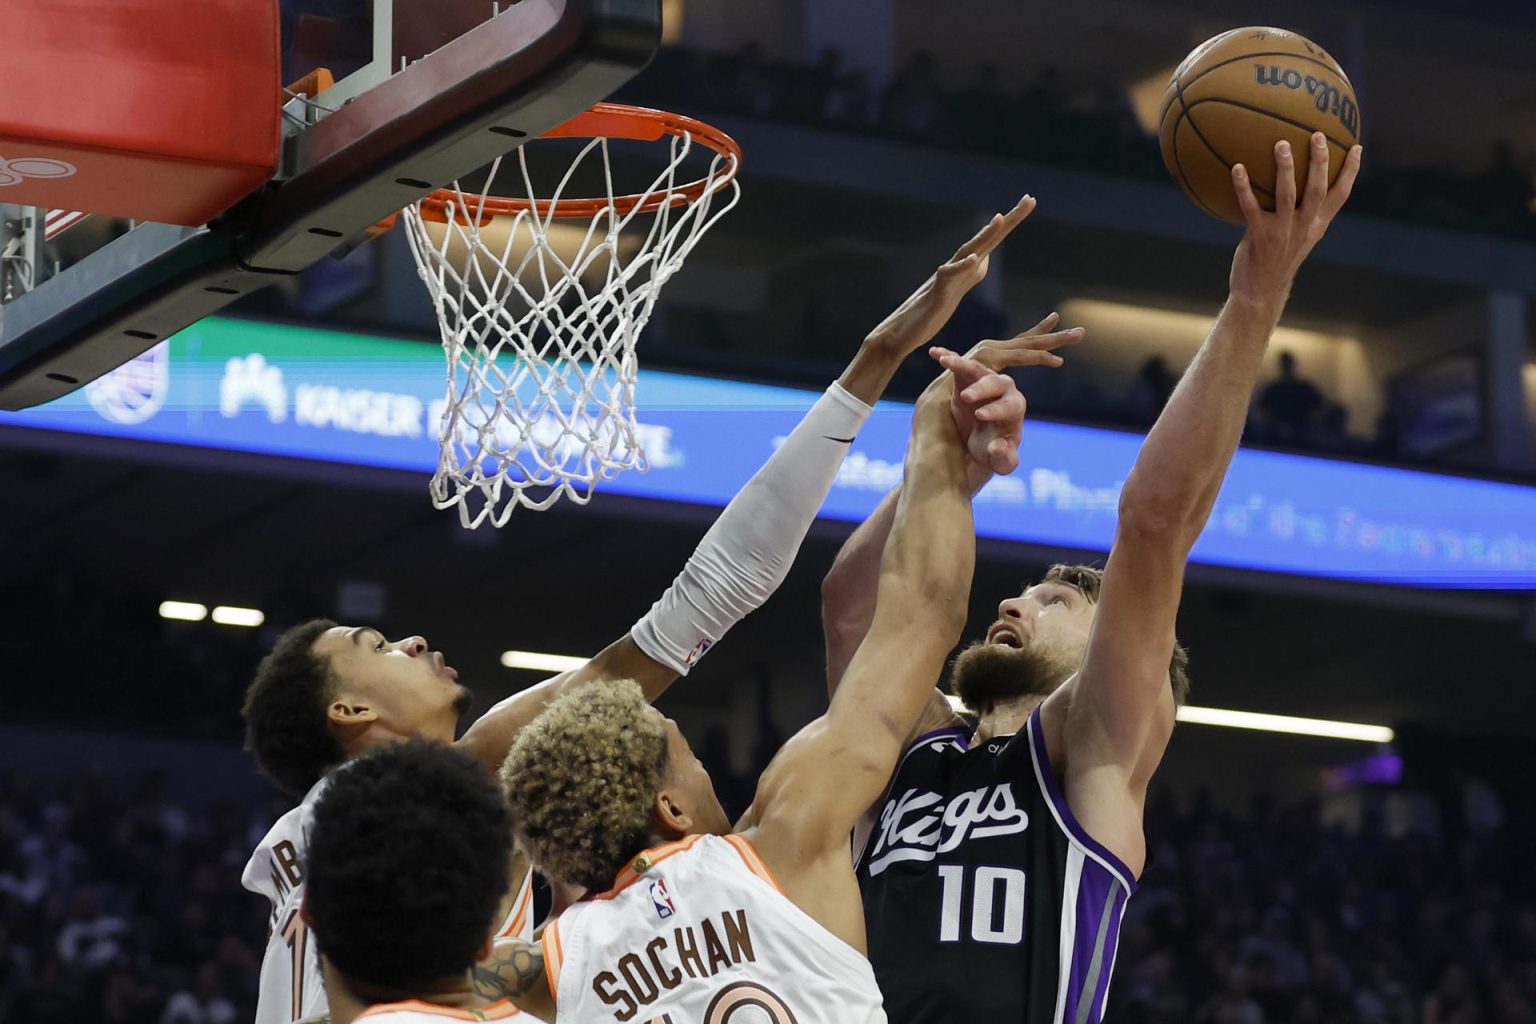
[497,877,533,939]
[587,833,708,901]
[540,918,563,1000]
[357,998,520,1020]
[722,834,786,895]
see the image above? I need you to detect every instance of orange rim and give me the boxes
[415,103,741,224]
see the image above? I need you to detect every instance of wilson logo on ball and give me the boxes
[1253,66,1361,135]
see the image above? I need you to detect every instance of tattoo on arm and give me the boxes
[473,941,545,999]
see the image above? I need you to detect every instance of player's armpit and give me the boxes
[473,937,556,1019]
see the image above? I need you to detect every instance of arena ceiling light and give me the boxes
[211,606,265,628]
[159,600,208,622]
[943,694,1391,743]
[501,650,588,673]
[1175,705,1393,743]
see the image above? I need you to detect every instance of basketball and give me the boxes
[1158,27,1361,224]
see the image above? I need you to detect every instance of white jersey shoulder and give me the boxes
[244,778,330,1024]
[497,870,536,943]
[355,998,535,1022]
[543,833,886,1024]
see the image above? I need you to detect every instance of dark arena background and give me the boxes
[2,0,1535,1022]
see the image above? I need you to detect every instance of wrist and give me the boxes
[965,461,993,495]
[1224,288,1286,324]
[858,330,908,367]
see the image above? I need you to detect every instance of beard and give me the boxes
[948,640,1075,713]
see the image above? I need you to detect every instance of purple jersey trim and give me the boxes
[1026,708,1138,892]
[1070,855,1131,1021]
[908,724,970,751]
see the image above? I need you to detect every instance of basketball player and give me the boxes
[819,134,1363,1022]
[240,197,1078,1024]
[487,347,1030,1023]
[301,739,540,1024]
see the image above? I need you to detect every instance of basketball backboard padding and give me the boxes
[0,0,661,411]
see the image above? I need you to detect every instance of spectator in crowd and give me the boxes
[613,45,1536,242]
[160,962,237,1024]
[1126,355,1180,426]
[0,770,266,1024]
[881,51,949,140]
[1108,789,1536,1023]
[953,63,1013,155]
[1259,352,1326,446]
[1474,140,1535,226]
[0,923,32,1022]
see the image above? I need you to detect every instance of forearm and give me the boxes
[879,397,975,638]
[837,336,907,406]
[1119,294,1282,546]
[630,380,872,675]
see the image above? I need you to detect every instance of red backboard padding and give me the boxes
[0,0,281,226]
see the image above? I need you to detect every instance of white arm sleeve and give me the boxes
[630,381,873,674]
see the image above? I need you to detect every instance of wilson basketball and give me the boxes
[1158,27,1361,224]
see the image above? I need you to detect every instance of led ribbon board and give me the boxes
[3,318,1534,588]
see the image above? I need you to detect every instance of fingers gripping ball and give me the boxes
[1158,27,1361,224]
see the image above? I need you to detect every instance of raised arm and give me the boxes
[1063,135,1362,852]
[822,316,1081,692]
[455,198,1045,774]
[748,354,1001,877]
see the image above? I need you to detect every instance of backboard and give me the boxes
[0,0,661,411]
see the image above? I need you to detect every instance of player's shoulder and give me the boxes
[357,999,524,1022]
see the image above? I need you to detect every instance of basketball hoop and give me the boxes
[401,103,741,528]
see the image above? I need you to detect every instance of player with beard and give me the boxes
[821,135,1362,1023]
[487,347,1025,1024]
[238,197,1075,1024]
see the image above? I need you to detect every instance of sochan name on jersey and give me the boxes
[866,783,1029,876]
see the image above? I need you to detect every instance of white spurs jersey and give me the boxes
[244,776,536,1024]
[244,778,328,1024]
[541,833,886,1024]
[354,998,532,1023]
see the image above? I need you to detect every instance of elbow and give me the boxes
[1114,498,1203,560]
[1117,473,1202,544]
[1115,500,1182,541]
[821,564,856,631]
[821,557,850,606]
[920,580,971,643]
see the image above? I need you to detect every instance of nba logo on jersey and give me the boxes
[650,878,676,920]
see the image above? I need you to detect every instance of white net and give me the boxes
[402,117,739,528]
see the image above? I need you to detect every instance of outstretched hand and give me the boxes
[925,314,1082,478]
[927,348,1025,476]
[1229,132,1362,308]
[864,196,1036,359]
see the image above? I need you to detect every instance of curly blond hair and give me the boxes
[499,680,669,892]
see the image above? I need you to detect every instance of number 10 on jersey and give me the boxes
[936,865,1026,944]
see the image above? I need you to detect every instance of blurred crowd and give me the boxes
[622,46,1536,241]
[0,752,1530,1023]
[1110,792,1535,1024]
[1026,349,1416,464]
[0,769,276,1024]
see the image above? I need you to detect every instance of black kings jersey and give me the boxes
[855,708,1135,1024]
